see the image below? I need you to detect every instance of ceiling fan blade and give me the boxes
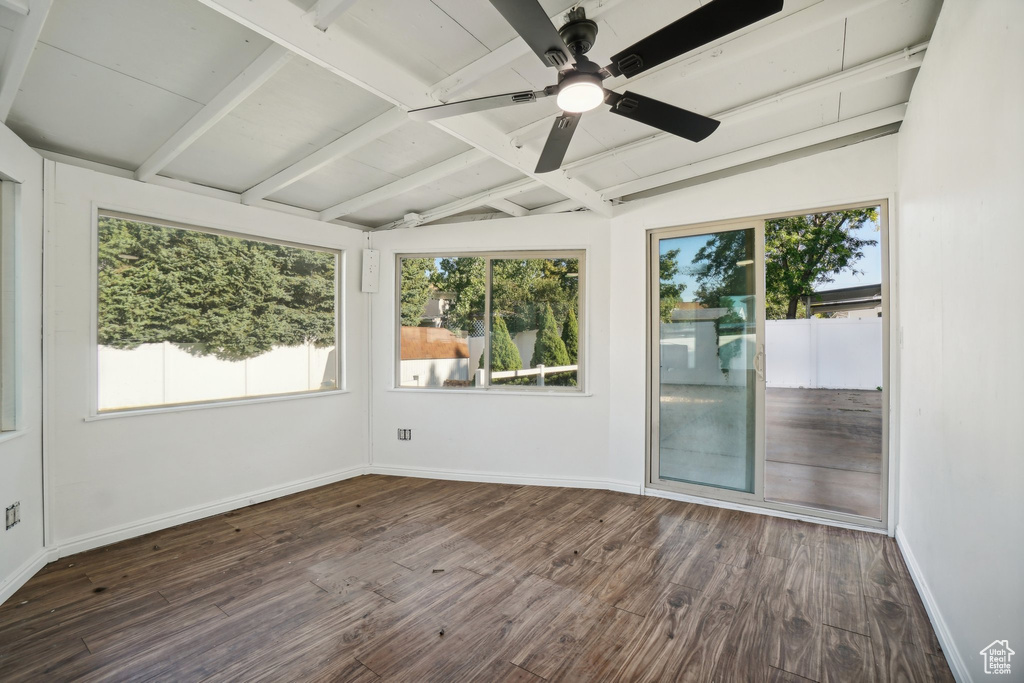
[408,89,551,122]
[489,0,573,68]
[605,0,784,78]
[606,91,720,142]
[535,112,582,173]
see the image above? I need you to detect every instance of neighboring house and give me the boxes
[400,326,471,387]
[979,640,1015,675]
[805,283,882,319]
[420,292,453,327]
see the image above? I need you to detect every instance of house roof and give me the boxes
[400,326,470,361]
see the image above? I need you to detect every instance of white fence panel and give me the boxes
[400,358,470,387]
[816,318,883,390]
[765,317,882,390]
[98,342,336,410]
[765,320,814,388]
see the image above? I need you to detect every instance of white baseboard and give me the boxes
[369,464,642,496]
[895,525,969,683]
[0,547,58,606]
[54,465,370,558]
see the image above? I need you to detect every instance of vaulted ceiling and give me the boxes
[0,0,941,229]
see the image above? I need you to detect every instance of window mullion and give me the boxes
[483,257,492,388]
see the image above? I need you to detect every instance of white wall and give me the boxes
[895,1,1024,679]
[0,124,45,603]
[369,213,621,490]
[608,135,899,489]
[367,139,898,497]
[766,318,883,390]
[46,162,370,551]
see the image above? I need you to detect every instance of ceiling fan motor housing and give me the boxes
[559,7,598,56]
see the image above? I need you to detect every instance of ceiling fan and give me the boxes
[409,0,784,173]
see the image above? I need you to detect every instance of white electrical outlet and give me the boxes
[5,502,20,530]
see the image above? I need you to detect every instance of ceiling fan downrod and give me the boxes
[558,7,599,57]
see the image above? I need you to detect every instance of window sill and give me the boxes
[387,387,592,398]
[0,429,28,446]
[84,389,351,422]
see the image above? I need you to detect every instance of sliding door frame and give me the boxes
[647,217,766,502]
[646,200,890,531]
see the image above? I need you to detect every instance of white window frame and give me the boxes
[395,250,586,393]
[0,180,20,431]
[92,208,344,416]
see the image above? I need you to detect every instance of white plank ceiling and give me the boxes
[0,0,942,229]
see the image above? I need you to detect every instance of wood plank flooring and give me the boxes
[0,475,951,682]
[765,389,883,519]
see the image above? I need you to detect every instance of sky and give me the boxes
[659,212,883,297]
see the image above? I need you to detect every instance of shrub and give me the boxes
[561,307,578,364]
[531,303,570,368]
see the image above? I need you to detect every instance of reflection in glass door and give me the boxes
[651,225,762,493]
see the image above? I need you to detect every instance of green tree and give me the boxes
[431,256,579,336]
[561,307,579,363]
[481,315,522,371]
[531,303,570,368]
[430,257,485,333]
[765,208,878,319]
[97,218,335,362]
[659,248,686,322]
[489,258,579,334]
[691,229,755,373]
[399,258,435,326]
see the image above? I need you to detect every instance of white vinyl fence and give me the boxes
[765,317,882,390]
[660,317,882,390]
[98,342,337,410]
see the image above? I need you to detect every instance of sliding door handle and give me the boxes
[754,346,766,381]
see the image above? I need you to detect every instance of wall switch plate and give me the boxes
[398,429,412,441]
[361,249,380,293]
[5,502,19,530]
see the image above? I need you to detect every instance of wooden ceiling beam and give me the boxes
[428,0,630,103]
[241,106,407,204]
[486,198,529,218]
[311,0,358,32]
[602,104,908,200]
[194,0,612,217]
[135,43,290,182]
[319,149,488,221]
[377,178,537,230]
[507,0,893,148]
[563,43,927,176]
[0,0,29,16]
[0,0,52,122]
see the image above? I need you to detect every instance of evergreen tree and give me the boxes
[481,315,522,371]
[561,307,578,364]
[531,303,570,368]
[399,258,435,326]
[97,217,335,361]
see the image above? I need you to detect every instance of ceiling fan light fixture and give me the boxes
[556,80,605,113]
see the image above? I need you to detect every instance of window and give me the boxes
[0,181,18,430]
[96,211,340,412]
[397,252,584,391]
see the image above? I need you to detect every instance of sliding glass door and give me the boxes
[648,204,889,528]
[650,221,764,497]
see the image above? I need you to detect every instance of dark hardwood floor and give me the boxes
[0,475,952,682]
